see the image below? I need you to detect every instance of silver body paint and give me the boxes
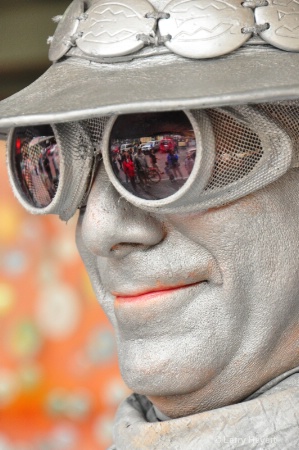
[76,164,299,420]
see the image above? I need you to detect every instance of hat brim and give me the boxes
[1,45,299,129]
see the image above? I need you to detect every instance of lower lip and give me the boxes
[114,282,206,303]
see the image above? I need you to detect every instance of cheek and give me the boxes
[168,192,299,334]
[76,214,117,325]
[166,197,263,271]
[167,191,288,269]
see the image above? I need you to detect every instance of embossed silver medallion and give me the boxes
[49,0,83,62]
[158,0,255,59]
[76,0,156,57]
[255,0,299,51]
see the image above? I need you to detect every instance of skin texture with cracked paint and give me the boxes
[76,164,299,419]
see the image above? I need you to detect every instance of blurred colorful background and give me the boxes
[0,2,129,448]
[0,141,129,450]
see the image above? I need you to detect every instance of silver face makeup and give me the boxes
[77,163,299,416]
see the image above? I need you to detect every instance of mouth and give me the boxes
[113,281,208,303]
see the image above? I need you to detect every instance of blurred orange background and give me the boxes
[0,141,129,449]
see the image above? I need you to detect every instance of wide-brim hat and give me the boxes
[1,0,299,129]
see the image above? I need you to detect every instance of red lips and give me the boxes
[113,281,206,303]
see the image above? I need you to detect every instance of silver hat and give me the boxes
[1,0,299,128]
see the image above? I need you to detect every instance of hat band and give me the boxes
[48,0,299,63]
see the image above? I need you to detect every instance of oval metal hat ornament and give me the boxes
[49,0,83,62]
[255,0,299,51]
[158,0,255,59]
[76,0,156,57]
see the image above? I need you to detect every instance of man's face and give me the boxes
[76,165,299,418]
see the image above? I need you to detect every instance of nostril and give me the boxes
[110,242,150,259]
[111,243,148,252]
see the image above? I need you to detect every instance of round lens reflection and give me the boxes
[13,126,60,208]
[109,112,196,200]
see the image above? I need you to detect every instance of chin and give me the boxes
[118,344,219,398]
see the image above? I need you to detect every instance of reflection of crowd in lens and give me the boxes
[123,151,137,190]
[15,134,60,208]
[110,135,196,199]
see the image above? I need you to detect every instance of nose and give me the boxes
[79,165,165,258]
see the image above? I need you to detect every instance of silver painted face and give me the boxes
[76,161,299,417]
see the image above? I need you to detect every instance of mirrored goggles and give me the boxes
[7,103,299,221]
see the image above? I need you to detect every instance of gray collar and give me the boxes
[110,368,299,449]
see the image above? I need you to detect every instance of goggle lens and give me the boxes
[12,126,60,208]
[109,112,197,200]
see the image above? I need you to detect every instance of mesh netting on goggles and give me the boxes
[173,102,297,213]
